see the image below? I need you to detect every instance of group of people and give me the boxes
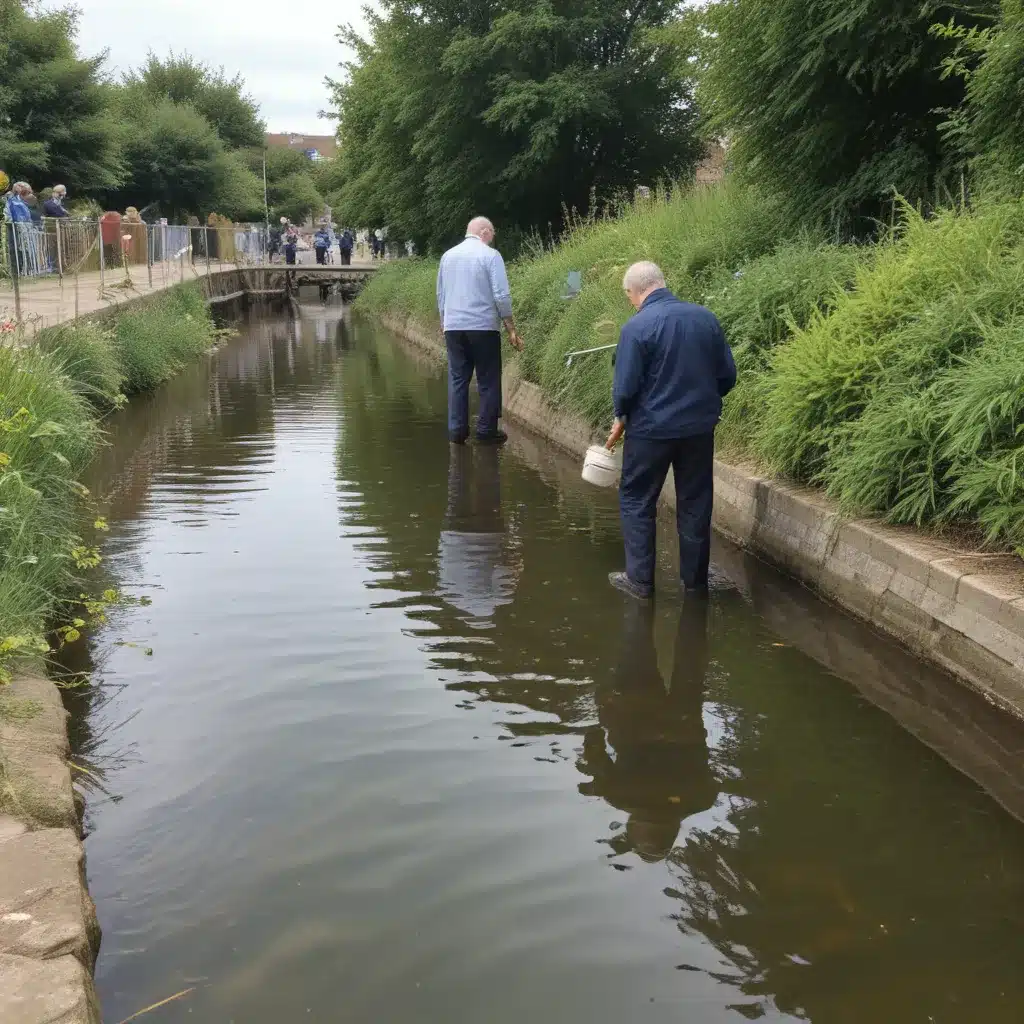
[3,179,71,275]
[436,215,736,600]
[269,219,358,266]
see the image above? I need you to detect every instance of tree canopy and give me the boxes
[250,145,325,224]
[122,53,265,151]
[329,0,702,253]
[699,0,1000,230]
[0,0,122,193]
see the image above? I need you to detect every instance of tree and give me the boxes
[328,0,702,253]
[0,0,122,193]
[122,53,265,151]
[251,145,324,224]
[699,0,999,231]
[116,97,260,220]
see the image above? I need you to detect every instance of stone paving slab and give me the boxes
[0,826,99,967]
[0,953,101,1024]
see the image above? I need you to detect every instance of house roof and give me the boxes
[265,132,339,159]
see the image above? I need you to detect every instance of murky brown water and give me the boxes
[67,302,1024,1023]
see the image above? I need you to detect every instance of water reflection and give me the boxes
[69,308,1024,1023]
[580,600,716,863]
[438,447,519,621]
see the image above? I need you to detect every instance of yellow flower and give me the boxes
[0,170,9,192]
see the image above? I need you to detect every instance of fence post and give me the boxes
[55,219,64,277]
[74,263,79,320]
[180,247,185,284]
[98,224,106,292]
[10,227,22,322]
[147,224,153,290]
[205,226,212,277]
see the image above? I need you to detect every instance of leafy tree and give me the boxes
[329,0,702,253]
[249,145,324,223]
[699,0,999,231]
[0,0,122,193]
[116,97,260,220]
[122,53,265,151]
[935,0,1024,195]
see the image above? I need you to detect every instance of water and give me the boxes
[68,303,1024,1023]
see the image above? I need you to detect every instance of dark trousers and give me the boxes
[284,244,297,265]
[444,330,502,440]
[315,247,328,265]
[619,432,715,590]
[340,249,352,265]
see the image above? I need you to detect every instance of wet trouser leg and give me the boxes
[672,432,716,590]
[619,437,674,590]
[445,331,474,441]
[469,331,502,438]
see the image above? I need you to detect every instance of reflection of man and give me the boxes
[578,598,717,863]
[437,446,517,618]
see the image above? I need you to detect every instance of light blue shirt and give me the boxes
[436,235,513,332]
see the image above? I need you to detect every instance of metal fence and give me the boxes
[1,216,274,323]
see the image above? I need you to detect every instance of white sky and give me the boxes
[57,0,372,134]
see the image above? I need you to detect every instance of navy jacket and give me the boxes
[612,289,736,440]
[42,198,68,218]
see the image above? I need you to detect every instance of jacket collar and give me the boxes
[640,287,673,310]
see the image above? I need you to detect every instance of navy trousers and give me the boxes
[620,432,715,591]
[445,330,502,440]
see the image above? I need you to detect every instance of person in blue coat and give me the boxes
[605,261,736,600]
[4,182,35,276]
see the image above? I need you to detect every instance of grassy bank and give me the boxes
[0,283,218,683]
[355,183,1024,553]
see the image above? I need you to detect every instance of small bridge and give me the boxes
[278,265,378,302]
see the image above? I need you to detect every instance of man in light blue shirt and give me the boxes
[437,216,523,445]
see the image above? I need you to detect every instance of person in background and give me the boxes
[314,225,332,265]
[436,215,523,446]
[339,228,353,266]
[606,261,736,600]
[4,182,34,276]
[282,220,299,265]
[43,185,68,218]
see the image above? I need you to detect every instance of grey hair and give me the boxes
[623,261,666,293]
[12,181,31,195]
[466,216,494,238]
[53,184,66,195]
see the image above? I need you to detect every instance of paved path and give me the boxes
[0,261,219,334]
[1,255,384,334]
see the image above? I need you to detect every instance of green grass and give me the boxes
[356,183,1024,553]
[0,283,217,681]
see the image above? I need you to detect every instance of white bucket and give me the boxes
[582,444,622,488]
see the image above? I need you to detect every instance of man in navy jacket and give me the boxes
[606,261,736,600]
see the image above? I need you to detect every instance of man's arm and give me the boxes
[714,320,737,397]
[489,251,522,349]
[607,326,643,449]
[436,257,447,329]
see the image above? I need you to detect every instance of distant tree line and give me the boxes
[0,0,327,223]
[325,0,1024,251]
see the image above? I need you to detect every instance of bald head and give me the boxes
[466,216,495,245]
[623,261,666,309]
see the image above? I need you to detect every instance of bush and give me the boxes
[113,284,218,393]
[35,322,124,407]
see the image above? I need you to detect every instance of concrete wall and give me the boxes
[377,312,1024,722]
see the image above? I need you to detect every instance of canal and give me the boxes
[67,303,1024,1023]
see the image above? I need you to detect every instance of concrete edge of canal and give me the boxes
[0,675,102,1024]
[376,311,1024,723]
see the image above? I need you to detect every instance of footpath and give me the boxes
[378,313,1024,722]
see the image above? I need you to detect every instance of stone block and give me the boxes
[0,828,99,967]
[0,953,101,1024]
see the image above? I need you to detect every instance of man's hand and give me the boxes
[507,327,523,351]
[605,418,625,450]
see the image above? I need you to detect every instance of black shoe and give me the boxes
[608,572,653,601]
[475,430,508,446]
[449,431,469,445]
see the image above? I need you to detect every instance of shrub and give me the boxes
[35,322,124,407]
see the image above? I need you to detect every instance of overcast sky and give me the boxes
[60,0,371,135]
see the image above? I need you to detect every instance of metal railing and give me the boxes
[0,216,277,324]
